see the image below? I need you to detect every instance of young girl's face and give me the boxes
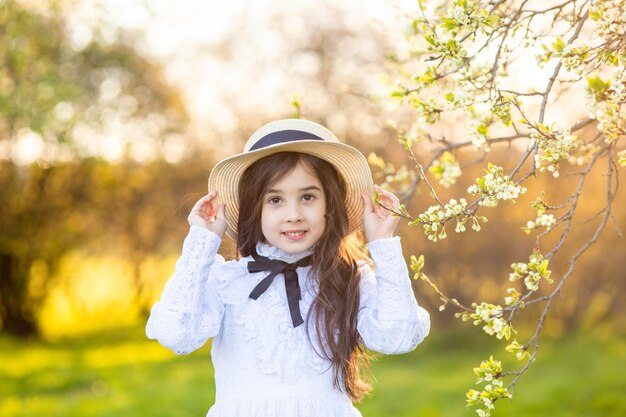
[261,161,326,254]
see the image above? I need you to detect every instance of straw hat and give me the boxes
[208,119,374,240]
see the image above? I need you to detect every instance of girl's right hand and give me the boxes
[187,190,227,238]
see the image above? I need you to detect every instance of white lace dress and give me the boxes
[146,226,430,417]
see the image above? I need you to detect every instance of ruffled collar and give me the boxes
[255,241,314,263]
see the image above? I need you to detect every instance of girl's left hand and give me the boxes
[361,185,401,242]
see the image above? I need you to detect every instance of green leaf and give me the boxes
[590,9,603,21]
[552,37,566,53]
[390,86,408,98]
[442,17,459,31]
[586,76,609,94]
[424,34,438,47]
[410,254,425,274]
[477,123,488,136]
[446,39,459,52]
[485,14,500,27]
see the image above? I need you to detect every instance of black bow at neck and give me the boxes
[247,249,313,327]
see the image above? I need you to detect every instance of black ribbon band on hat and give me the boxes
[247,249,313,327]
[249,130,325,151]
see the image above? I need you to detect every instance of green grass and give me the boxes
[1,324,625,417]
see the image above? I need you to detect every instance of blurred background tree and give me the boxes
[0,0,190,336]
[0,0,397,338]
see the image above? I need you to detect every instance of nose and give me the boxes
[285,201,303,222]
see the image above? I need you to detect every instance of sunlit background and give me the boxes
[1,0,625,416]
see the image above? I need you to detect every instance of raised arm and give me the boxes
[357,237,430,354]
[146,226,225,354]
[146,192,228,354]
[358,186,431,353]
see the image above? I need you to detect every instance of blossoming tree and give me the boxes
[373,1,625,415]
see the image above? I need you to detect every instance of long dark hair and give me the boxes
[236,151,372,402]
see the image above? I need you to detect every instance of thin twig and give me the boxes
[507,145,615,394]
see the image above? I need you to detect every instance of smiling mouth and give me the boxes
[283,231,307,238]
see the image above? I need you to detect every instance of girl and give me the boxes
[146,119,430,417]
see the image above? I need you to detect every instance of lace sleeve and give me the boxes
[146,226,225,355]
[357,236,431,354]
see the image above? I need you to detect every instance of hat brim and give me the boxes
[208,140,374,240]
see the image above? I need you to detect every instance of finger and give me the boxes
[375,185,398,201]
[374,184,387,194]
[204,190,218,205]
[192,192,215,211]
[374,185,391,201]
[207,201,216,219]
[376,190,400,209]
[217,203,226,220]
[362,194,373,215]
[373,203,388,218]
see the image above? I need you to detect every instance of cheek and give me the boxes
[260,207,271,234]
[319,202,328,228]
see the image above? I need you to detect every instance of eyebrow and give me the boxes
[266,185,322,194]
